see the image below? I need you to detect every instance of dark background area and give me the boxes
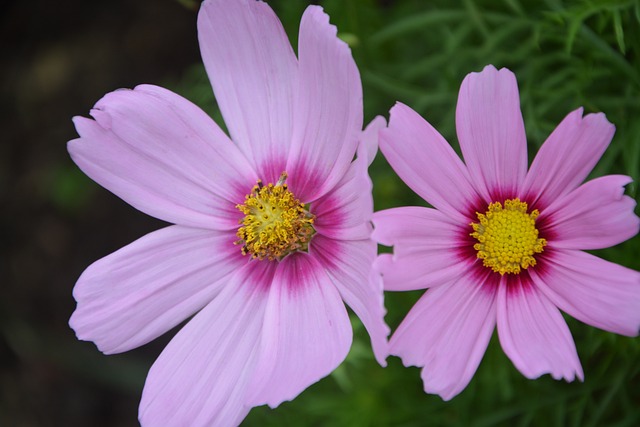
[2,1,201,425]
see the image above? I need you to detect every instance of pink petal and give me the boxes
[531,250,640,336]
[372,207,470,291]
[520,108,615,208]
[456,65,528,201]
[497,277,583,382]
[309,116,385,241]
[312,157,372,241]
[311,235,389,366]
[542,175,639,250]
[286,6,363,202]
[197,0,297,183]
[380,102,479,223]
[246,252,352,408]
[139,261,277,427]
[358,115,386,166]
[390,274,497,400]
[69,226,244,355]
[69,85,255,230]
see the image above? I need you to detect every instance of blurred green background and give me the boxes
[2,0,639,426]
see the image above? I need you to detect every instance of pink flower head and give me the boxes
[373,65,640,400]
[68,0,388,425]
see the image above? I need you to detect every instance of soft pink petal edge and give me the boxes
[520,108,615,209]
[456,65,528,202]
[245,252,353,407]
[532,250,640,337]
[139,261,277,427]
[312,156,372,241]
[286,5,363,202]
[197,0,297,184]
[312,235,389,366]
[312,116,385,240]
[390,273,497,400]
[372,207,471,291]
[380,102,479,223]
[69,85,255,230]
[358,115,386,166]
[497,277,583,382]
[69,225,244,354]
[542,175,639,250]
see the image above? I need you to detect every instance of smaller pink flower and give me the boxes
[373,64,640,400]
[68,1,388,425]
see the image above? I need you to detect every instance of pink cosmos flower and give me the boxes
[373,64,640,400]
[68,0,388,425]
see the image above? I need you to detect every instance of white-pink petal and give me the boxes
[532,250,640,337]
[455,65,528,201]
[358,115,386,166]
[246,252,352,408]
[310,116,385,241]
[372,207,470,291]
[520,108,615,208]
[312,157,372,241]
[497,277,583,382]
[380,102,479,223]
[139,261,276,427]
[198,0,297,184]
[69,226,243,355]
[286,6,363,202]
[69,85,255,230]
[390,274,497,400]
[542,175,639,250]
[311,235,389,366]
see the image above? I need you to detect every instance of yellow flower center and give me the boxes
[236,172,315,261]
[470,198,546,275]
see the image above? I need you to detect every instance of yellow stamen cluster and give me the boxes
[236,172,315,261]
[470,198,546,275]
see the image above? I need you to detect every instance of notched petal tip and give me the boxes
[89,107,112,129]
[481,64,499,73]
[301,3,359,76]
[522,105,617,207]
[70,115,98,137]
[390,275,498,400]
[303,5,339,43]
[68,309,115,355]
[287,1,362,202]
[461,64,515,88]
[386,101,412,121]
[579,108,615,136]
[245,254,353,408]
[497,282,584,385]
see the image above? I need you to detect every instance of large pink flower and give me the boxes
[68,0,388,425]
[373,65,640,400]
